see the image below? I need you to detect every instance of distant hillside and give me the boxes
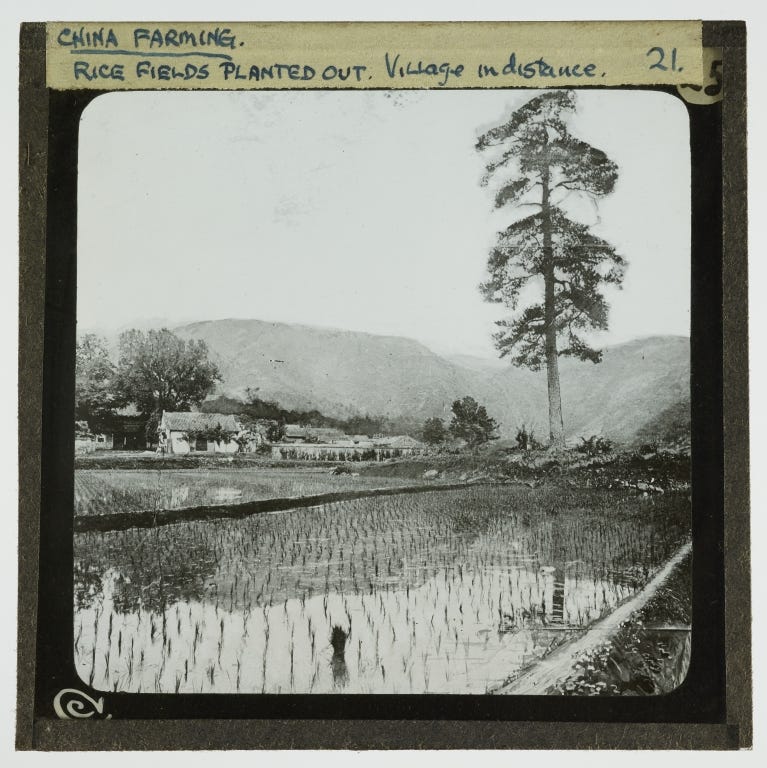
[555,336,690,445]
[175,319,487,425]
[444,354,509,373]
[174,319,689,445]
[632,394,692,449]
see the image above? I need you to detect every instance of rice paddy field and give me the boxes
[74,468,431,517]
[74,483,691,694]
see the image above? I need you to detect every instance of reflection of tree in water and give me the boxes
[551,570,565,625]
[73,561,104,608]
[74,526,218,613]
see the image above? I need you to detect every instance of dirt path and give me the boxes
[492,539,692,695]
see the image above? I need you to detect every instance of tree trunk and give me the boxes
[541,166,565,448]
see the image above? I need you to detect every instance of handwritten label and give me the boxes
[46,21,704,91]
[677,47,724,104]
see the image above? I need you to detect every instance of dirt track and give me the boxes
[492,539,693,695]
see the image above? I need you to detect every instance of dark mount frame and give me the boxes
[17,20,750,750]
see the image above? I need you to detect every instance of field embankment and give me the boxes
[492,542,691,695]
[358,447,690,493]
[545,549,693,696]
[74,479,476,532]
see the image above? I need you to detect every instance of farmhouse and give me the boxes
[283,424,310,442]
[104,413,147,450]
[313,427,347,443]
[74,421,96,454]
[272,432,425,461]
[74,412,149,451]
[158,411,242,454]
[372,435,424,451]
[283,424,346,443]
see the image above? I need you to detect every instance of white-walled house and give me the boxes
[158,411,242,454]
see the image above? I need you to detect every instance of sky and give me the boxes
[78,88,690,358]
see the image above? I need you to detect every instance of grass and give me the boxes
[547,552,692,696]
[358,448,691,492]
[74,484,690,694]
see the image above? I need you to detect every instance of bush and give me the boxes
[576,435,614,456]
[515,424,542,451]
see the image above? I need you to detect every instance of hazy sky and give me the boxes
[78,88,690,358]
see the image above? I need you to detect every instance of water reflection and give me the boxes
[330,626,349,690]
[208,487,243,503]
[73,486,690,694]
[540,566,565,626]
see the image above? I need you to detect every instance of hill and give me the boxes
[175,319,485,426]
[174,319,689,445]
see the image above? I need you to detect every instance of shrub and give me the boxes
[515,424,542,451]
[422,417,447,445]
[576,435,614,456]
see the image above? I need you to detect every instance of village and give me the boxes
[75,410,426,461]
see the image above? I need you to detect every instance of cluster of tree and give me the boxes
[201,388,419,439]
[476,92,624,447]
[77,327,429,447]
[75,334,122,432]
[422,396,500,449]
[75,328,221,435]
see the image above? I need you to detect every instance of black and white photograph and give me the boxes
[69,87,695,697]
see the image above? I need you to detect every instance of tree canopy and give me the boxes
[476,91,625,445]
[422,416,448,445]
[449,396,499,448]
[482,209,625,370]
[114,328,221,415]
[75,334,120,431]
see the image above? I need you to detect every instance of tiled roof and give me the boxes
[390,436,423,448]
[374,435,424,448]
[311,427,345,439]
[285,425,346,439]
[162,411,240,433]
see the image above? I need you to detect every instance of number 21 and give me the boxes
[646,46,682,72]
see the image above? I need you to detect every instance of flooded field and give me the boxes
[73,485,690,694]
[75,468,431,517]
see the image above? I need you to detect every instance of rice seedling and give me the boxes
[74,467,429,517]
[74,484,690,694]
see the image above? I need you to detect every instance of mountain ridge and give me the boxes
[172,318,689,445]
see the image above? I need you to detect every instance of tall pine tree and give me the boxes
[476,91,625,447]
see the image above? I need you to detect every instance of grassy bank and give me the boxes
[546,551,692,696]
[357,446,690,493]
